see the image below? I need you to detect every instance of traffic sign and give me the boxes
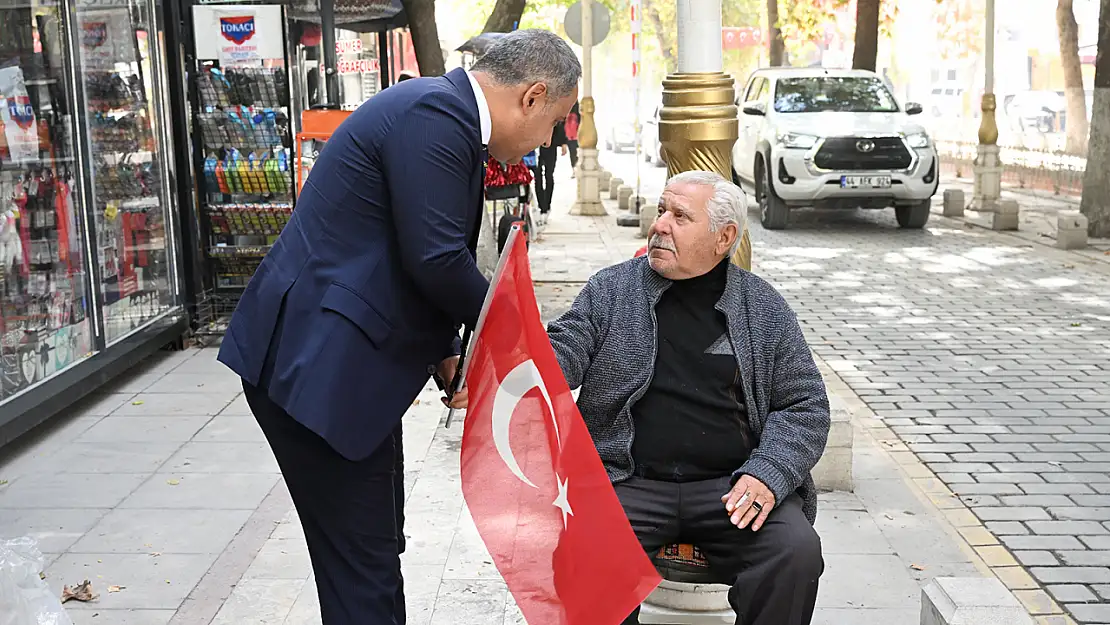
[564,1,611,47]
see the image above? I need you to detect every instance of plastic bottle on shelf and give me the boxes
[204,154,219,194]
[215,158,230,194]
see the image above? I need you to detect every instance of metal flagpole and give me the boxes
[631,0,642,211]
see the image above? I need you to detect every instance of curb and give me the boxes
[813,353,1075,624]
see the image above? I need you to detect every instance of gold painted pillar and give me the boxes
[657,0,750,270]
[572,0,607,215]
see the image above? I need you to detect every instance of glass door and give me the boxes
[0,2,95,402]
[75,0,180,345]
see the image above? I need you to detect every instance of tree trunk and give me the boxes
[646,3,676,72]
[852,0,881,71]
[1080,0,1110,237]
[482,0,527,33]
[767,0,785,66]
[401,0,446,76]
[1057,0,1090,155]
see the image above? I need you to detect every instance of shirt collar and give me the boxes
[465,69,492,146]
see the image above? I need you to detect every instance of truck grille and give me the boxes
[813,137,913,171]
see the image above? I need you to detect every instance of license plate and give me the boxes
[840,175,892,189]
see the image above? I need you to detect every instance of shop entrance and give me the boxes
[165,0,410,341]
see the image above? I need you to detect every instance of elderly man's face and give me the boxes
[647,181,737,280]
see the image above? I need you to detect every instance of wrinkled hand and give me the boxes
[721,475,776,531]
[436,356,469,409]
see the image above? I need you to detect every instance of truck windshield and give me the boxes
[773,77,900,113]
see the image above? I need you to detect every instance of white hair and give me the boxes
[665,170,748,257]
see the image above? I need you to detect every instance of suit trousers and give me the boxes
[245,381,407,624]
[533,145,559,213]
[616,476,823,625]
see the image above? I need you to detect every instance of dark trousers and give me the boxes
[245,382,407,625]
[533,145,558,213]
[567,140,579,168]
[616,476,822,625]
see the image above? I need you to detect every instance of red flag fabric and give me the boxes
[460,227,662,624]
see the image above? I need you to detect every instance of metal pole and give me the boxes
[320,0,339,106]
[984,0,995,96]
[632,0,642,210]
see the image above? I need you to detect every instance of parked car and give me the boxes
[639,106,664,166]
[604,120,638,153]
[732,67,939,230]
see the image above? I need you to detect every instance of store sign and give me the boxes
[0,67,39,163]
[220,16,257,45]
[337,39,363,55]
[193,5,284,66]
[79,9,137,71]
[338,58,380,75]
[722,27,762,50]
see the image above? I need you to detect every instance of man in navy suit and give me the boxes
[217,30,581,624]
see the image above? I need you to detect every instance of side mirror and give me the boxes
[905,102,923,115]
[742,102,766,116]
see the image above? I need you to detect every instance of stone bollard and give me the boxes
[811,392,853,492]
[640,199,659,238]
[618,185,634,210]
[599,169,612,190]
[991,199,1019,231]
[609,177,624,200]
[1057,211,1089,250]
[942,189,965,217]
[921,577,1034,625]
[640,580,733,624]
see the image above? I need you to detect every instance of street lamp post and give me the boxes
[572,0,607,215]
[656,0,750,269]
[972,0,1001,211]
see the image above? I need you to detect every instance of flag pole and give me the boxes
[445,224,524,428]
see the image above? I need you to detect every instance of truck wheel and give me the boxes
[895,200,931,228]
[758,159,789,230]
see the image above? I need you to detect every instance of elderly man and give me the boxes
[546,170,830,625]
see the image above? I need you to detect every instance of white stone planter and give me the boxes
[640,580,733,625]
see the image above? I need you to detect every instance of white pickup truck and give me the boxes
[731,67,939,230]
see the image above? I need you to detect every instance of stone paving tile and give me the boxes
[708,180,1110,622]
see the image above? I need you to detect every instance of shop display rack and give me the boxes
[193,65,295,337]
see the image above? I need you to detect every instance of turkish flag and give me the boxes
[460,227,662,624]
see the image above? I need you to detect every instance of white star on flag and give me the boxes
[552,473,574,529]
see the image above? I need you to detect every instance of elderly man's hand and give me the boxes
[436,356,469,409]
[721,474,776,531]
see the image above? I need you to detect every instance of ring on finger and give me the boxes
[751,501,764,513]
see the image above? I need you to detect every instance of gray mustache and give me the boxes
[648,235,676,252]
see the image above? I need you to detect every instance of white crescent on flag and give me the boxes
[490,359,574,527]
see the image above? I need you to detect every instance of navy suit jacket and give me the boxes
[218,68,490,461]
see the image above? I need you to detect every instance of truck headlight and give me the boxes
[905,132,930,148]
[776,132,818,149]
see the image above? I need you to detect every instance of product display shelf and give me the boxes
[194,65,295,336]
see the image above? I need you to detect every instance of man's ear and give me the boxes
[523,82,548,111]
[717,223,739,256]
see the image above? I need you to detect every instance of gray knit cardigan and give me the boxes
[547,257,830,524]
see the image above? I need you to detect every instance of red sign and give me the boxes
[337,58,380,74]
[460,228,661,625]
[722,26,762,50]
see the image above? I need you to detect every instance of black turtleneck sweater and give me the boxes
[630,260,753,482]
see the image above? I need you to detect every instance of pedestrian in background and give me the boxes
[565,100,580,177]
[533,117,567,226]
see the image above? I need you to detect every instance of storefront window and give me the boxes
[0,4,94,401]
[77,0,176,344]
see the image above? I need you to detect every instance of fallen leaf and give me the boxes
[107,585,124,593]
[166,479,180,486]
[61,580,97,603]
[1071,322,1082,327]
[0,479,8,486]
[131,400,144,405]
[150,552,162,557]
[412,399,421,405]
[911,564,926,571]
